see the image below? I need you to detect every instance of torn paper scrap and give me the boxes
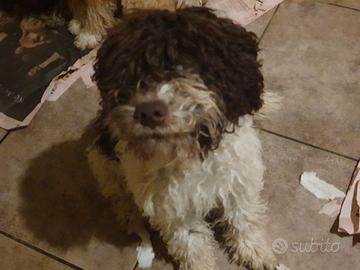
[300,172,345,200]
[338,162,360,235]
[319,200,342,218]
[276,264,290,270]
[45,48,97,102]
[136,246,155,268]
[206,0,284,26]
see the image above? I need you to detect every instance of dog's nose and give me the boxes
[134,100,168,128]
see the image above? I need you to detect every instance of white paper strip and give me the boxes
[276,264,290,270]
[300,171,345,200]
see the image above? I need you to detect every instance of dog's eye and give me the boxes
[137,80,148,90]
[115,91,131,104]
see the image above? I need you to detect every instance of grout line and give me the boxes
[256,2,358,162]
[259,128,358,162]
[258,4,280,42]
[319,1,360,12]
[0,131,10,144]
[132,261,138,270]
[0,230,83,270]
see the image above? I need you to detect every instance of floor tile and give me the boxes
[0,234,71,270]
[260,130,359,270]
[258,1,360,159]
[246,8,276,38]
[136,250,240,270]
[318,0,360,10]
[0,79,138,270]
[137,258,173,270]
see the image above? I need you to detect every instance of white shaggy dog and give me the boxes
[88,7,276,270]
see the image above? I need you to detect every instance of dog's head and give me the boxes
[94,7,263,159]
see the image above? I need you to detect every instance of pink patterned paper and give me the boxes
[206,0,284,26]
[338,162,360,235]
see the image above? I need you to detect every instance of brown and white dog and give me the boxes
[88,7,278,270]
[67,0,118,49]
[68,0,206,49]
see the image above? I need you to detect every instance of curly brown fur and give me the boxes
[94,7,264,124]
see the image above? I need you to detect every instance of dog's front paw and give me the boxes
[74,32,100,49]
[68,19,81,35]
[230,241,276,270]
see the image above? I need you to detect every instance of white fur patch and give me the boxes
[136,246,155,268]
[68,19,81,35]
[158,83,173,96]
[74,32,100,49]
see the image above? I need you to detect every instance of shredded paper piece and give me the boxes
[300,171,345,200]
[319,200,342,218]
[276,264,290,270]
[338,162,360,235]
[206,0,284,26]
[136,246,155,268]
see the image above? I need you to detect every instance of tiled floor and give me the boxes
[0,128,7,142]
[0,233,70,270]
[0,1,359,269]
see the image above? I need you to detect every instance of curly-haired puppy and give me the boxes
[88,7,276,270]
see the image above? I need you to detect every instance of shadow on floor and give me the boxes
[17,124,186,269]
[18,125,138,250]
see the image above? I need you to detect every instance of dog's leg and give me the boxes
[74,32,101,50]
[68,0,117,49]
[68,19,81,35]
[220,198,276,270]
[67,0,85,36]
[152,218,218,270]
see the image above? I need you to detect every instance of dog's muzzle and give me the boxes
[134,100,168,128]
